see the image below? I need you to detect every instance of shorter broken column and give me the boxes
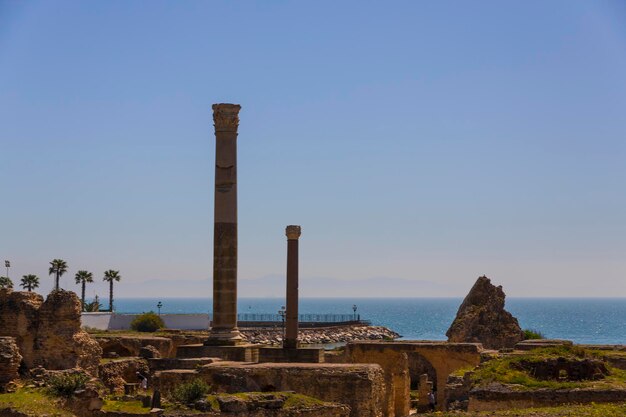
[284,225,301,349]
[417,374,433,411]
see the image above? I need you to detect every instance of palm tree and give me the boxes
[103,270,121,312]
[48,259,68,291]
[20,274,40,292]
[74,270,94,311]
[0,276,13,289]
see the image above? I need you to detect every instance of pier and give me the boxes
[81,312,369,331]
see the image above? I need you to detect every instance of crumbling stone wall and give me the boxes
[154,363,385,417]
[0,289,102,375]
[516,357,609,381]
[443,372,473,411]
[0,337,22,391]
[345,344,409,417]
[98,358,149,393]
[0,289,42,366]
[94,335,173,358]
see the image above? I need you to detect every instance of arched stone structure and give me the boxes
[407,352,437,390]
[346,341,483,415]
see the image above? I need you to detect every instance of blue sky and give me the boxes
[1,1,625,297]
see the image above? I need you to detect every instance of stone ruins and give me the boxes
[1,104,625,417]
[0,288,101,375]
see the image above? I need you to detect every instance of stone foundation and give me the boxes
[147,357,220,372]
[258,348,324,363]
[515,339,573,351]
[468,384,626,411]
[94,336,173,358]
[177,344,259,362]
[153,362,385,417]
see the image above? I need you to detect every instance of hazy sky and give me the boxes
[1,1,625,298]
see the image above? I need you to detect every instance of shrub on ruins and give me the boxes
[523,329,545,340]
[130,311,165,332]
[172,378,211,404]
[46,372,90,397]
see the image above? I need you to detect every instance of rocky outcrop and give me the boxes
[0,289,102,375]
[0,337,22,391]
[446,276,523,349]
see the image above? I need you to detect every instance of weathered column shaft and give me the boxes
[285,225,301,349]
[207,103,242,345]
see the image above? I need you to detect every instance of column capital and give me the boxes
[212,103,241,133]
[285,225,302,240]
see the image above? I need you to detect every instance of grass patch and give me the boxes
[282,393,325,409]
[101,399,151,414]
[99,357,123,364]
[205,394,220,411]
[470,346,626,390]
[0,387,75,417]
[522,328,545,340]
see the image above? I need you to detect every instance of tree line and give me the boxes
[0,258,121,312]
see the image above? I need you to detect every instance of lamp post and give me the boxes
[157,301,163,316]
[352,304,358,322]
[278,305,286,346]
[4,261,10,279]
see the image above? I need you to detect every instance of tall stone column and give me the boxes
[284,225,301,349]
[206,103,243,345]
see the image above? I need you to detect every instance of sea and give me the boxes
[111,298,626,345]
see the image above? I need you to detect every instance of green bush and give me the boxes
[523,329,545,340]
[130,311,165,332]
[47,372,90,397]
[172,379,211,404]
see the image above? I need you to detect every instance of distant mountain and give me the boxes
[116,275,453,298]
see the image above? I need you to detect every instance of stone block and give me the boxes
[94,335,173,358]
[154,362,385,417]
[148,357,219,372]
[258,347,324,363]
[177,344,259,362]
